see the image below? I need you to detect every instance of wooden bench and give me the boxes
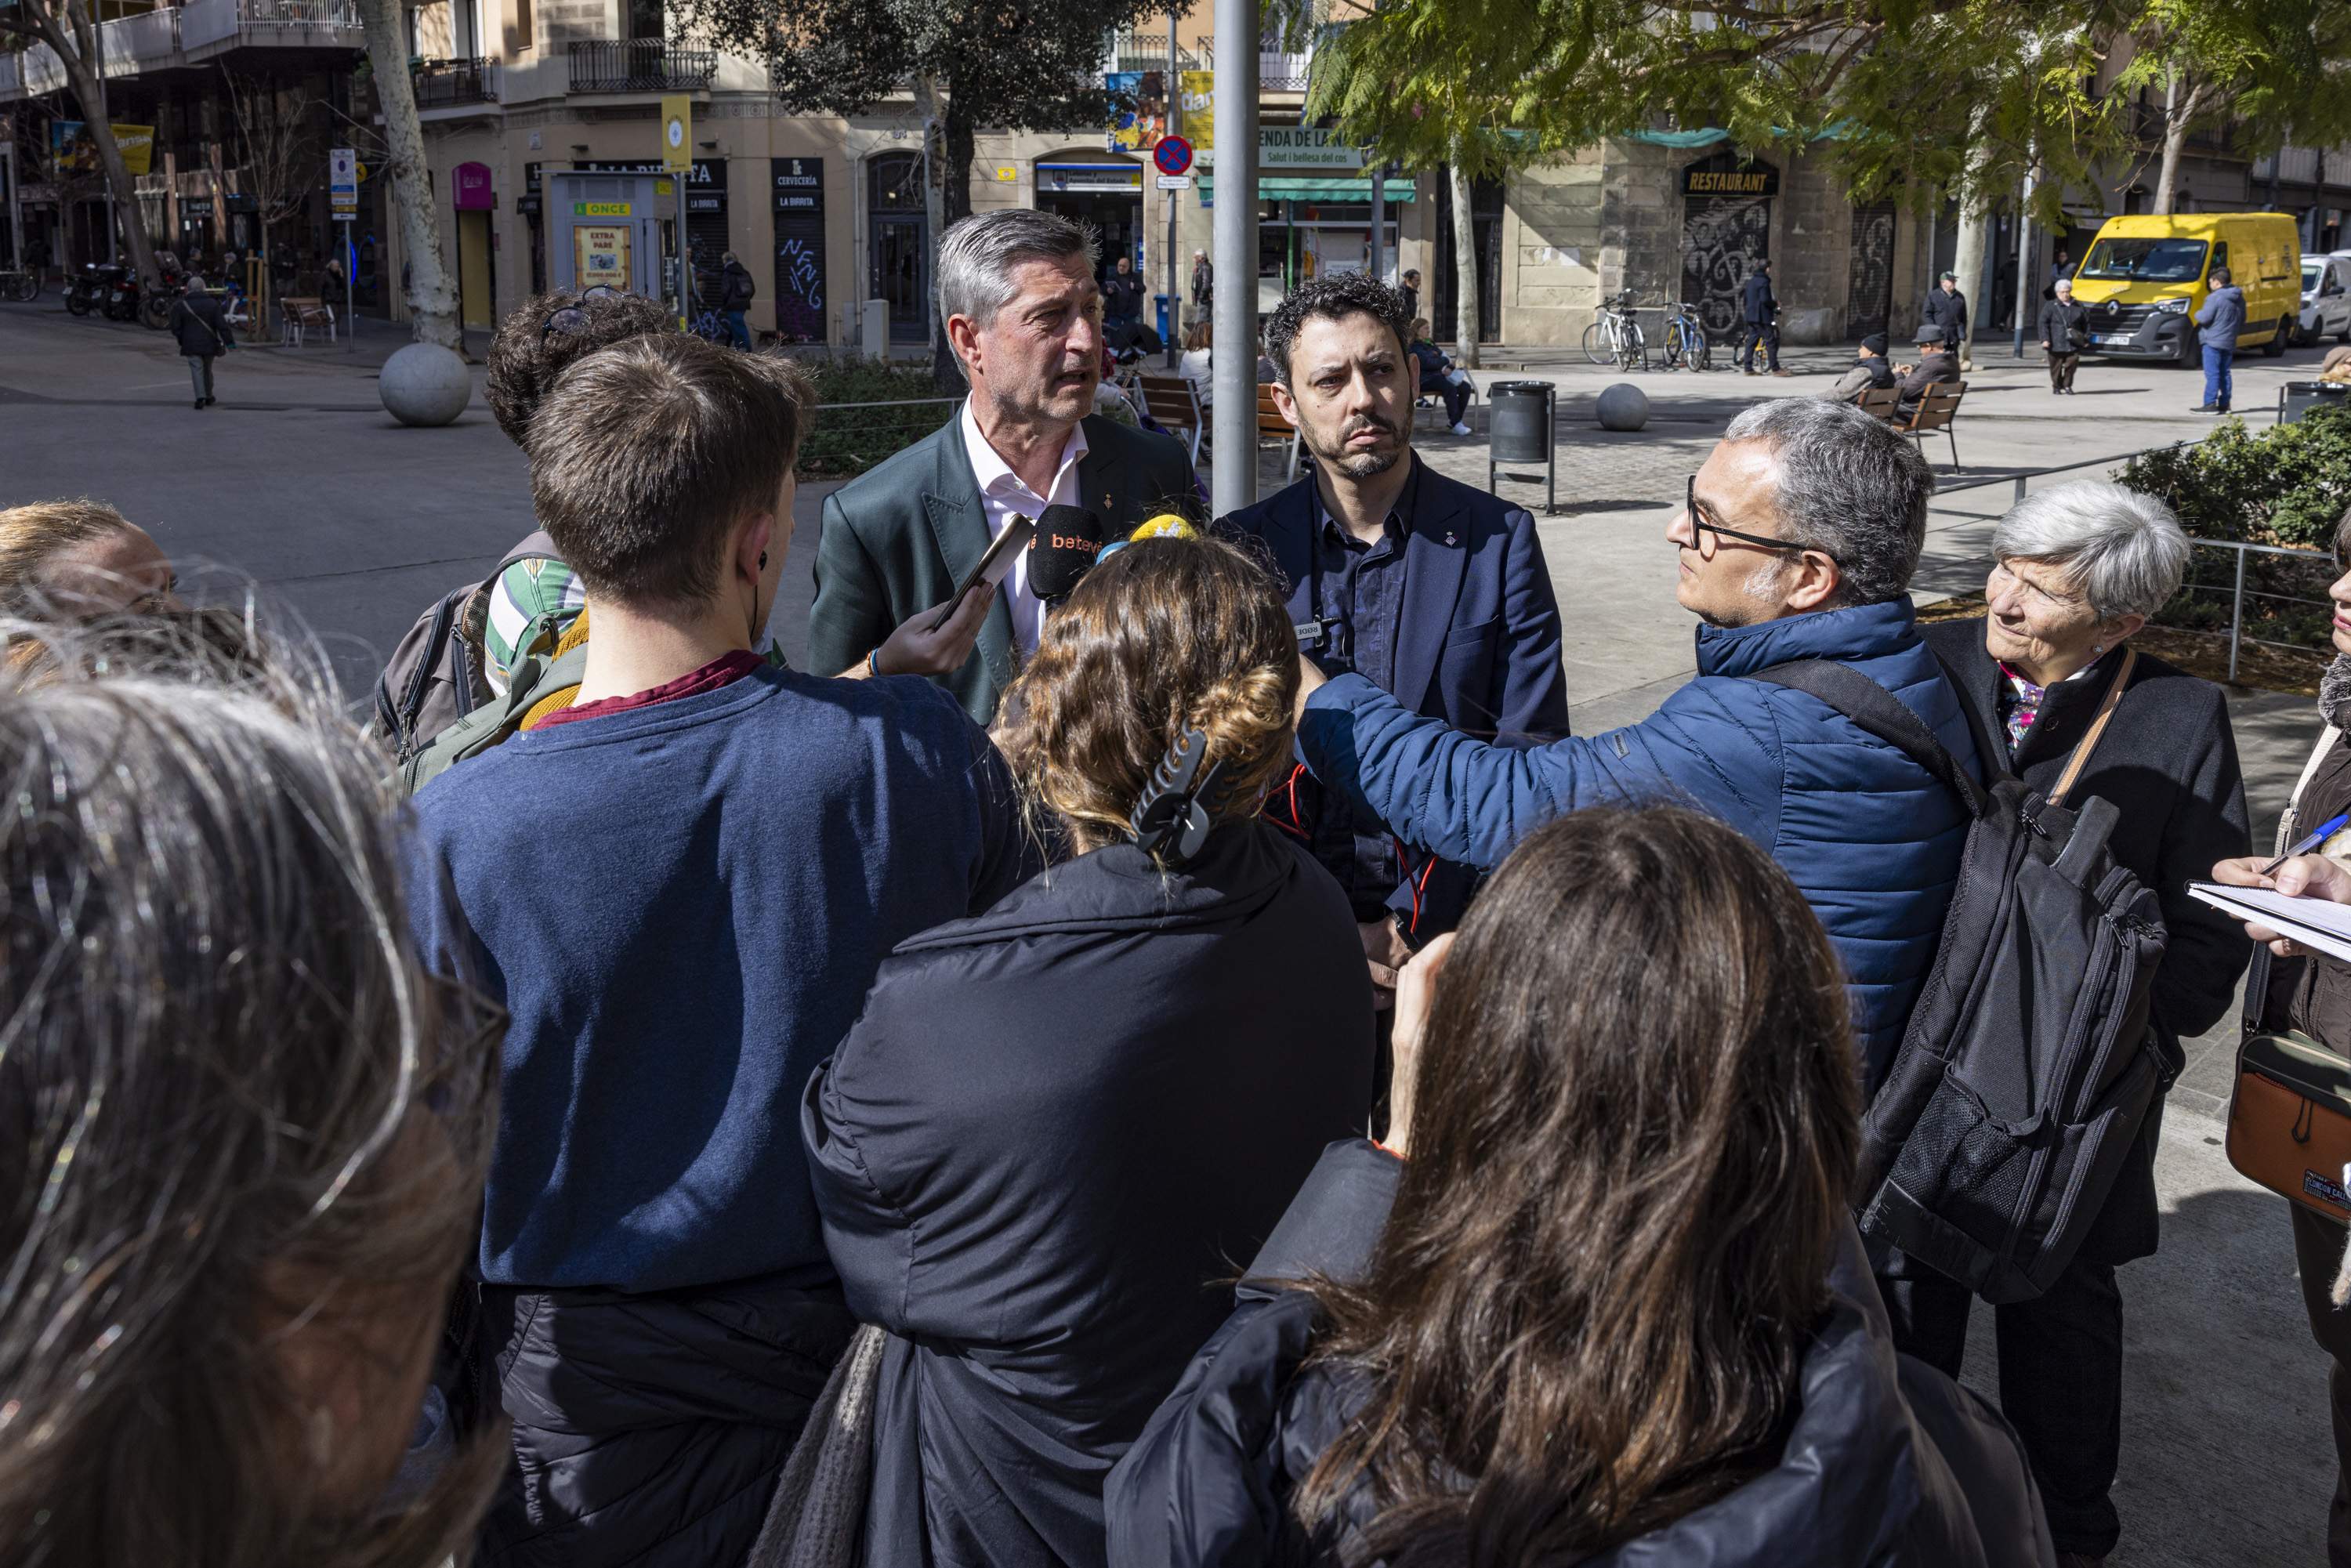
[277,295,337,347]
[1256,386,1302,483]
[1856,385,1900,421]
[1133,373,1204,463]
[1895,380,1966,472]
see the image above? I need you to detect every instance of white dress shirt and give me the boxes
[959,397,1088,654]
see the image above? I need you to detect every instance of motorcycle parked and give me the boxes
[101,265,140,322]
[140,258,189,330]
[63,263,116,317]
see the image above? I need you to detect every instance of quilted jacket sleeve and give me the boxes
[1296,672,1786,871]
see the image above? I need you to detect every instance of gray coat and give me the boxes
[2196,284,2246,350]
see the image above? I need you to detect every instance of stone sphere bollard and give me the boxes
[380,342,473,427]
[1595,382,1650,432]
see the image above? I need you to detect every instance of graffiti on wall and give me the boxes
[1681,194,1771,339]
[1846,202,1896,339]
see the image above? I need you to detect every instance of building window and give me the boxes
[513,0,531,50]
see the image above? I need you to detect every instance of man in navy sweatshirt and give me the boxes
[402,332,1031,1568]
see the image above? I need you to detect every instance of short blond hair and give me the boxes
[0,498,137,616]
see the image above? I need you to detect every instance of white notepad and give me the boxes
[2188,882,2351,965]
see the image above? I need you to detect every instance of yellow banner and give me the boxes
[1179,71,1212,154]
[661,94,692,174]
[112,125,154,176]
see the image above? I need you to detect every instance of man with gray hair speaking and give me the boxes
[1294,397,1983,1082]
[810,209,1199,724]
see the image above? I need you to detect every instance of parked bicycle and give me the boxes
[0,270,40,305]
[1658,299,1712,371]
[1581,291,1646,371]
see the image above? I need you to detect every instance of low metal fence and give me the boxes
[800,396,958,479]
[1936,444,2335,683]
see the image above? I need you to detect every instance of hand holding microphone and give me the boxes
[1030,504,1107,609]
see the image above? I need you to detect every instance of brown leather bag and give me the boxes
[2227,1030,2351,1220]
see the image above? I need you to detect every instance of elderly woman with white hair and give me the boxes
[1902,480,2250,1567]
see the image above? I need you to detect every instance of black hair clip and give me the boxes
[1129,727,1230,867]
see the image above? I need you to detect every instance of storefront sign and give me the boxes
[180,196,216,219]
[661,94,692,175]
[1039,161,1142,193]
[770,157,825,343]
[574,201,632,216]
[1198,125,1360,172]
[573,158,722,188]
[574,223,631,283]
[1682,162,1778,197]
[454,160,494,211]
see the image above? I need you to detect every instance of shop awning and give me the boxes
[1197,174,1418,204]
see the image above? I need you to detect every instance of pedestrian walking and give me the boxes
[166,277,233,411]
[2194,265,2245,414]
[719,249,756,349]
[2039,277,2090,395]
[1740,259,1786,375]
[1189,248,1211,320]
[1922,269,1969,351]
[1400,266,1422,324]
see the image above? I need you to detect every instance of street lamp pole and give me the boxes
[1210,0,1259,517]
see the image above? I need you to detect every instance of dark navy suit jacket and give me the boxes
[1219,456,1570,936]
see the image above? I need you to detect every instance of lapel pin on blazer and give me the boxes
[1444,530,1458,546]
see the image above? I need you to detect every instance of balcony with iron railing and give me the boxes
[412,55,497,106]
[568,38,717,92]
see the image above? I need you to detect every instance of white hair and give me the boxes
[1991,481,2190,621]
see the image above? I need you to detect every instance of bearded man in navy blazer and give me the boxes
[1221,273,1569,1009]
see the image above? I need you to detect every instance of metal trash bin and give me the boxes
[1486,381,1558,512]
[2280,380,2349,425]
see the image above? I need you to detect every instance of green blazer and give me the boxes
[809,410,1200,725]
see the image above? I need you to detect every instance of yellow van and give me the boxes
[2068,212,2302,366]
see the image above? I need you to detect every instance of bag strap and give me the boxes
[2047,646,2138,808]
[1755,658,1991,820]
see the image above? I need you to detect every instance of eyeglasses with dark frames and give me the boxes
[539,284,626,343]
[1683,475,1842,568]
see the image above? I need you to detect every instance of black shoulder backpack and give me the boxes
[370,532,560,766]
[1758,650,2168,1304]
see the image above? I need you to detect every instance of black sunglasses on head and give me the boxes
[1683,475,1842,567]
[540,285,626,342]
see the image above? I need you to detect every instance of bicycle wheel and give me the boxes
[1617,323,1646,372]
[1688,324,1712,371]
[1581,320,1612,366]
[1661,321,1685,370]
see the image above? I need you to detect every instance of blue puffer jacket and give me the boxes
[1297,598,1980,1081]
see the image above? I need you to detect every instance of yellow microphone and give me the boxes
[1130,514,1197,541]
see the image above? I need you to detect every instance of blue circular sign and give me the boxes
[1154,136,1194,177]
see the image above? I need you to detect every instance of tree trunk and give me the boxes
[2152,72,2201,218]
[1449,158,1480,369]
[1950,124,1992,369]
[28,0,160,288]
[353,0,458,347]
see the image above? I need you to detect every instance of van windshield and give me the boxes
[2078,237,2210,283]
[2307,261,2326,292]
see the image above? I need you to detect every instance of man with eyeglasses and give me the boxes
[1292,396,1983,1081]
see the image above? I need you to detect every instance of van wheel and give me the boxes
[2263,316,2291,357]
[2178,329,2201,368]
[2338,319,2349,345]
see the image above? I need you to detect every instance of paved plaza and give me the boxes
[1,301,2343,1563]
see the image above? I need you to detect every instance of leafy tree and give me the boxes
[676,0,1164,380]
[2116,0,2351,214]
[0,0,162,288]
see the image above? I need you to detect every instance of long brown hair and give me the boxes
[1294,805,1862,1562]
[991,534,1296,860]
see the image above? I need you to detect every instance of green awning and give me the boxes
[1197,174,1417,204]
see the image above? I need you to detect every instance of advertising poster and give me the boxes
[1106,71,1165,153]
[574,223,631,285]
[1179,71,1213,154]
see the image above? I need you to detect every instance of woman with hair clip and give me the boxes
[802,533,1376,1567]
[0,643,505,1568]
[1107,804,2055,1568]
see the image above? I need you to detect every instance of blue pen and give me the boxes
[2262,811,2351,875]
